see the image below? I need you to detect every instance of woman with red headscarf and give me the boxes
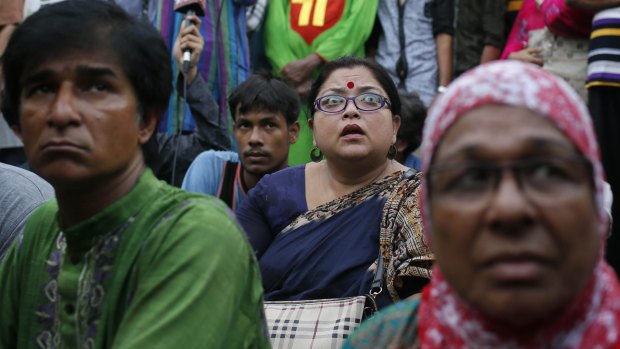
[343,60,620,348]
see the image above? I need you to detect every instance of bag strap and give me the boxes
[363,255,384,317]
[218,161,239,209]
[370,254,384,296]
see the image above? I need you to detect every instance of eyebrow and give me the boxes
[322,85,381,95]
[21,65,118,87]
[237,114,282,123]
[75,65,117,79]
[437,137,579,162]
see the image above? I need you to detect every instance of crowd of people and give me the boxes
[1,0,620,348]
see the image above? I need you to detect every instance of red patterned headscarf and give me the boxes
[418,61,620,348]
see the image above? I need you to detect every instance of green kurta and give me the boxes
[0,170,269,349]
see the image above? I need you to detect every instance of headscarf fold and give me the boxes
[418,61,620,349]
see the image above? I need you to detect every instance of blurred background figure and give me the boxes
[454,0,506,77]
[568,0,620,274]
[505,0,524,39]
[147,0,256,145]
[373,0,454,107]
[0,0,25,166]
[0,163,53,261]
[344,60,620,348]
[394,91,426,171]
[246,0,270,73]
[501,0,592,102]
[149,14,232,186]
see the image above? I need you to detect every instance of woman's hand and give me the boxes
[508,48,544,66]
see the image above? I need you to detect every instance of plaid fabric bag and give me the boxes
[264,295,376,349]
[264,257,383,348]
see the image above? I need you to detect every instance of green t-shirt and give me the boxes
[264,0,379,165]
[0,170,269,349]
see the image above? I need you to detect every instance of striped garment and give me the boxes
[149,0,254,137]
[587,7,620,88]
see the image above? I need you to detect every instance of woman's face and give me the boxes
[428,105,601,329]
[310,66,399,165]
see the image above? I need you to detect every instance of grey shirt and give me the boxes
[376,0,454,106]
[0,163,54,260]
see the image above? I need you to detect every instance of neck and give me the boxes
[54,158,145,229]
[323,158,400,197]
[241,163,288,192]
[241,167,261,192]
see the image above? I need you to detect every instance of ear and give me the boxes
[395,138,409,153]
[137,111,158,145]
[232,106,240,131]
[288,121,300,144]
[308,118,314,130]
[392,114,401,145]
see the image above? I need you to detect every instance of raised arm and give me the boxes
[173,15,231,150]
[433,0,455,88]
[480,0,507,63]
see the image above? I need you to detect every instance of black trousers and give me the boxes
[589,86,620,274]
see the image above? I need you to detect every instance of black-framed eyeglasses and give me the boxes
[314,93,391,114]
[426,156,593,207]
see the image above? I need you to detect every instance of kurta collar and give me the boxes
[61,169,162,255]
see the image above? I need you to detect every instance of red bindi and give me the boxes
[347,81,355,89]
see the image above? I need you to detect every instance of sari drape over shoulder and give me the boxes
[237,165,433,307]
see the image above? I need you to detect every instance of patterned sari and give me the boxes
[239,166,433,307]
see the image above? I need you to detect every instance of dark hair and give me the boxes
[307,56,401,119]
[228,73,300,125]
[2,0,172,126]
[397,91,427,154]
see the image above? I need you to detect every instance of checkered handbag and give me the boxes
[264,257,384,349]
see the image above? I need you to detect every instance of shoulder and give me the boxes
[14,200,60,256]
[262,164,305,183]
[24,200,59,232]
[238,165,307,232]
[390,169,422,198]
[150,187,247,249]
[0,163,54,200]
[183,151,239,191]
[193,150,239,165]
[251,164,305,196]
[133,186,259,274]
[344,295,421,348]
[154,186,235,230]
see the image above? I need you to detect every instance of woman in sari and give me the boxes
[343,60,620,348]
[236,57,433,307]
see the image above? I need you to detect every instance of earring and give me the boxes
[310,146,323,162]
[387,144,397,160]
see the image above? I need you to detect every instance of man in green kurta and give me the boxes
[264,0,378,164]
[0,1,269,348]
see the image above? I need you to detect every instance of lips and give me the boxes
[40,139,86,152]
[340,124,365,137]
[481,253,551,282]
[243,150,269,161]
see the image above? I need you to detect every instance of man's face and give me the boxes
[19,53,156,189]
[233,109,298,176]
